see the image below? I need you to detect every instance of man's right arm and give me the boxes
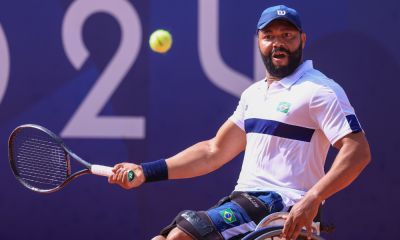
[167,119,246,179]
[108,119,246,188]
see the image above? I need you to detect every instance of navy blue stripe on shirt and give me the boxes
[346,115,362,132]
[244,118,315,142]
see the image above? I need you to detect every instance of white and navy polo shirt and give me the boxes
[229,60,362,208]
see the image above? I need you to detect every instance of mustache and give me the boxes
[260,42,303,78]
[268,47,292,58]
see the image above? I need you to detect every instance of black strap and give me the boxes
[160,210,223,240]
[160,210,187,237]
[314,203,322,222]
[181,211,212,237]
[320,221,335,233]
[230,192,270,225]
[177,211,223,240]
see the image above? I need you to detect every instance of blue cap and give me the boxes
[257,5,302,34]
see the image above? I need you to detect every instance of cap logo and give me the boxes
[277,10,286,15]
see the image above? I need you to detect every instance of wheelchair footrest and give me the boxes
[320,221,335,233]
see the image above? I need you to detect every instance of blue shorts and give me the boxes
[206,191,285,240]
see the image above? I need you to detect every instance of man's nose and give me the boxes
[272,37,285,48]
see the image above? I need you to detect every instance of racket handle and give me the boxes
[91,165,134,182]
[91,165,113,177]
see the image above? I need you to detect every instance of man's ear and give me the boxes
[301,33,306,49]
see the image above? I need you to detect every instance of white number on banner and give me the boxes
[198,0,265,98]
[0,23,10,106]
[61,0,145,139]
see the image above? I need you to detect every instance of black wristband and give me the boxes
[140,159,169,183]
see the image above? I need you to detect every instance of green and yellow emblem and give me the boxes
[219,208,237,224]
[277,102,291,114]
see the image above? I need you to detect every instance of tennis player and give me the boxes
[109,5,371,240]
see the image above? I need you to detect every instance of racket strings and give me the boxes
[16,162,66,178]
[13,127,68,190]
[17,149,66,168]
[18,140,64,153]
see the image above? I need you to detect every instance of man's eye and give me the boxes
[265,35,271,39]
[284,33,291,37]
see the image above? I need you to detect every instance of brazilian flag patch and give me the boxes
[277,102,291,114]
[219,208,237,224]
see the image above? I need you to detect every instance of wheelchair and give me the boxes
[242,212,335,240]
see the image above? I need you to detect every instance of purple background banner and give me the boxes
[0,0,398,239]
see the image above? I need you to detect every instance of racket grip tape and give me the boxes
[91,165,113,177]
[91,165,134,182]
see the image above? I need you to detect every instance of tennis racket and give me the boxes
[8,124,134,193]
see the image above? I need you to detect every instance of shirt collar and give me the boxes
[274,60,313,89]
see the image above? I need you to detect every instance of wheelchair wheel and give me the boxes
[242,226,325,240]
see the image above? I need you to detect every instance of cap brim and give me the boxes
[257,17,301,33]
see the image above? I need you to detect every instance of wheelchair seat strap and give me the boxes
[230,192,271,225]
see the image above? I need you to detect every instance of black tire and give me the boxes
[242,226,325,240]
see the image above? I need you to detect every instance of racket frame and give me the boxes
[9,124,96,193]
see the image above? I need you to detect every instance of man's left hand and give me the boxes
[282,195,320,240]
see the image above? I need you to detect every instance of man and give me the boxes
[109,5,371,240]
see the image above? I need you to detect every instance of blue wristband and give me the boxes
[140,159,169,183]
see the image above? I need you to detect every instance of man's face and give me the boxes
[258,20,306,78]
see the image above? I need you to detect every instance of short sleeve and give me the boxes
[309,84,362,145]
[229,91,247,131]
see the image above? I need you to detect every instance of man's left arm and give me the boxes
[282,131,371,240]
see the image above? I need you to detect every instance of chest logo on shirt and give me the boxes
[277,102,291,114]
[219,208,237,224]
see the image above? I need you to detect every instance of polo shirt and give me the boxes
[229,60,362,208]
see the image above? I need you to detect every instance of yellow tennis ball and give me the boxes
[149,30,172,53]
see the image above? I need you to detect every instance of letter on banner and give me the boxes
[0,23,10,106]
[61,0,145,139]
[198,0,265,98]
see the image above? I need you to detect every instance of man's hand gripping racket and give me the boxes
[8,124,138,193]
[109,162,146,189]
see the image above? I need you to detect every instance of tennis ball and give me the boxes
[149,30,172,53]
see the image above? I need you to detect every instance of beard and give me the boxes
[260,42,303,78]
